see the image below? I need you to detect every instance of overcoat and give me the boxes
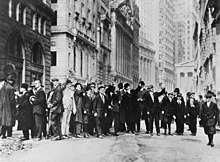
[0,81,16,126]
[32,88,47,116]
[117,90,126,123]
[83,94,93,124]
[122,91,135,122]
[74,90,84,123]
[201,101,219,135]
[17,91,33,130]
[50,84,63,114]
[93,93,107,118]
[174,100,185,123]
[186,99,199,118]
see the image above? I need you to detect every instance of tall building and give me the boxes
[158,0,175,92]
[0,0,53,91]
[174,0,199,63]
[50,0,99,84]
[174,0,199,95]
[136,0,156,87]
[194,0,220,95]
[110,0,140,87]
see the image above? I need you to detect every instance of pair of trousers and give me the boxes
[126,121,135,132]
[61,109,72,135]
[95,117,104,136]
[2,126,12,137]
[34,114,45,138]
[149,113,160,133]
[23,130,29,139]
[88,116,95,135]
[189,117,197,134]
[176,118,184,134]
[76,122,82,134]
[113,112,120,133]
[50,113,62,137]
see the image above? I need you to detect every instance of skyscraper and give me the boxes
[158,0,175,92]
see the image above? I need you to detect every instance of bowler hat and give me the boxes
[139,81,145,86]
[21,83,28,90]
[124,83,130,90]
[51,78,59,82]
[174,88,180,93]
[177,93,182,97]
[205,93,212,98]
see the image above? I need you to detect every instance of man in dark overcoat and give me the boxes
[48,78,63,140]
[146,85,165,136]
[17,83,33,140]
[0,74,16,139]
[137,81,148,133]
[93,85,107,139]
[30,79,47,140]
[186,92,199,136]
[117,83,126,132]
[173,93,186,135]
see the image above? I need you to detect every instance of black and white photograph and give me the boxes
[0,0,220,161]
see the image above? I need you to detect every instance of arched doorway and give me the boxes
[5,32,25,89]
[30,42,45,86]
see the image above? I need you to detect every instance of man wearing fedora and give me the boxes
[47,78,63,140]
[30,79,47,141]
[186,92,199,136]
[146,85,165,136]
[0,74,16,139]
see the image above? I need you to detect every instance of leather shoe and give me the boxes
[157,133,160,136]
[98,135,103,139]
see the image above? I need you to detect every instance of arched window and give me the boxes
[32,43,43,64]
[16,3,20,21]
[9,0,12,17]
[38,17,42,33]
[43,20,47,35]
[23,8,27,25]
[32,13,36,30]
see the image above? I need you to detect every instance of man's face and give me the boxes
[206,97,211,102]
[34,80,41,89]
[100,88,105,94]
[149,88,154,92]
[20,87,25,93]
[87,89,92,95]
[190,94,195,99]
[76,84,81,91]
[52,80,59,87]
[174,92,177,96]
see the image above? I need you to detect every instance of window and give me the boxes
[73,47,76,71]
[9,0,12,17]
[7,34,22,58]
[180,72,185,77]
[51,51,57,66]
[80,50,83,77]
[68,53,71,67]
[38,17,42,33]
[32,13,36,30]
[51,0,57,3]
[43,20,47,35]
[32,43,43,64]
[52,11,57,26]
[188,72,193,77]
[23,8,26,25]
[68,13,71,27]
[16,3,20,21]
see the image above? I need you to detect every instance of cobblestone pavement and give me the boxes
[1,122,220,162]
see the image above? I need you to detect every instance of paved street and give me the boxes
[1,122,220,162]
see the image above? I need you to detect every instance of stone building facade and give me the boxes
[110,0,140,87]
[194,0,220,95]
[0,0,53,91]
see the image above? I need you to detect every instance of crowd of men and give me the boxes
[0,64,219,142]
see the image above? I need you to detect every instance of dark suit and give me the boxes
[49,84,63,138]
[17,91,33,139]
[174,100,185,135]
[93,93,107,136]
[146,89,165,134]
[161,95,175,133]
[186,98,199,134]
[137,88,148,132]
[83,94,93,134]
[32,88,47,139]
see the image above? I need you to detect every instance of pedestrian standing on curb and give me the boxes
[146,85,165,136]
[16,83,33,140]
[0,67,16,139]
[200,92,219,147]
[137,81,148,133]
[47,78,63,140]
[83,85,93,138]
[186,92,199,136]
[198,95,204,127]
[74,83,84,138]
[117,83,126,132]
[122,83,135,134]
[161,92,175,135]
[173,93,185,135]
[93,85,107,139]
[30,79,47,141]
[61,79,76,138]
